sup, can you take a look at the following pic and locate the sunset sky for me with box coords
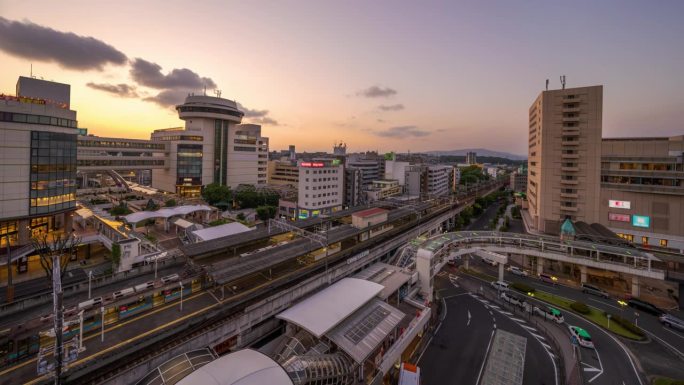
[1,0,682,155]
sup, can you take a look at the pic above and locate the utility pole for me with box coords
[52,252,64,385]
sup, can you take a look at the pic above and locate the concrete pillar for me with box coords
[18,219,30,245]
[580,266,587,284]
[498,263,504,282]
[631,276,640,298]
[536,257,544,276]
[64,212,73,234]
[464,254,470,270]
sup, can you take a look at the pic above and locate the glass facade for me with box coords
[176,144,203,186]
[29,131,77,215]
[213,120,229,184]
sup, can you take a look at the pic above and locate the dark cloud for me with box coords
[130,58,217,90]
[87,82,138,97]
[378,104,405,111]
[237,103,268,118]
[143,89,189,108]
[0,17,127,70]
[357,86,397,98]
[237,103,279,125]
[374,125,430,138]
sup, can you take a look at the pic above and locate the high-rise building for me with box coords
[1,77,77,251]
[527,85,603,233]
[267,159,299,187]
[344,168,363,207]
[151,95,268,197]
[466,151,477,165]
[297,159,343,219]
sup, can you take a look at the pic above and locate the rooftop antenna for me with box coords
[560,75,566,90]
[203,84,207,96]
[545,79,549,91]
[30,63,33,78]
[214,89,222,98]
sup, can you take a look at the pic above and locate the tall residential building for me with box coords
[344,168,364,207]
[151,95,268,197]
[527,85,603,233]
[466,151,477,165]
[297,159,343,219]
[1,77,77,251]
[345,155,384,188]
[510,171,528,193]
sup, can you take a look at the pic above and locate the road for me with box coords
[475,258,684,359]
[419,273,557,385]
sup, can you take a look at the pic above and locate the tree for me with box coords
[110,202,131,216]
[145,199,160,211]
[202,183,232,205]
[236,213,246,221]
[31,232,81,285]
[111,243,121,267]
[256,205,277,221]
[165,199,177,207]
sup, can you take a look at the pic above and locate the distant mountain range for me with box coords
[423,148,527,161]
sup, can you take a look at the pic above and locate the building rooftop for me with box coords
[124,205,213,224]
[353,207,388,218]
[276,278,383,338]
[191,222,254,242]
[354,262,412,300]
[175,349,292,385]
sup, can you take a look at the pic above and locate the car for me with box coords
[490,281,509,291]
[509,266,528,277]
[569,326,594,348]
[533,305,565,323]
[628,298,664,316]
[581,283,609,299]
[500,291,526,307]
[539,273,558,285]
[659,314,684,332]
[481,258,497,266]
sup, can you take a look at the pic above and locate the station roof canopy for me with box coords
[192,222,254,242]
[353,207,388,218]
[124,205,212,224]
[175,349,293,385]
[325,299,405,364]
[354,262,412,300]
[277,278,383,338]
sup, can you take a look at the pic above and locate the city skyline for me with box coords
[1,0,683,155]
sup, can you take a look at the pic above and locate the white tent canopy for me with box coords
[124,205,212,225]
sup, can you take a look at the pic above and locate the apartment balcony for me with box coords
[562,140,580,146]
[562,116,580,123]
[563,96,582,103]
[562,130,580,137]
[560,192,578,199]
[560,205,578,212]
[561,166,579,172]
[561,153,579,159]
[560,179,579,185]
[562,107,580,113]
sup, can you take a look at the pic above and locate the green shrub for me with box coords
[511,282,535,294]
[607,312,645,337]
[570,301,591,314]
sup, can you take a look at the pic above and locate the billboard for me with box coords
[298,209,309,219]
[608,213,630,222]
[609,200,631,209]
[632,215,650,228]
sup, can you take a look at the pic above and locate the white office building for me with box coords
[297,159,343,219]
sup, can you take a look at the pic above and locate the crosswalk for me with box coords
[471,294,556,358]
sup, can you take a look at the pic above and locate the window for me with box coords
[660,239,668,248]
[641,236,649,245]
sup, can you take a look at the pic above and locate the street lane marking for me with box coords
[467,310,471,327]
[645,329,684,359]
[511,317,526,323]
[587,297,622,311]
[501,311,513,316]
[531,333,546,340]
[475,329,496,385]
[586,348,604,383]
[661,326,684,341]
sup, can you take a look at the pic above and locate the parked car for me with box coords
[628,298,664,316]
[533,305,565,323]
[501,291,526,307]
[581,284,609,299]
[569,326,594,348]
[490,281,509,291]
[509,266,528,277]
[539,273,558,285]
[659,314,684,332]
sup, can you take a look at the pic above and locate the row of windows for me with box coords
[305,192,339,198]
[234,139,257,145]
[0,111,77,128]
[78,139,166,149]
[77,159,164,166]
[304,184,339,191]
[234,146,256,152]
[304,169,339,174]
[177,105,243,118]
[156,135,203,142]
[606,162,683,171]
[303,199,339,207]
[601,176,683,187]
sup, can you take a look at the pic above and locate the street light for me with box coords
[100,306,105,342]
[78,310,85,352]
